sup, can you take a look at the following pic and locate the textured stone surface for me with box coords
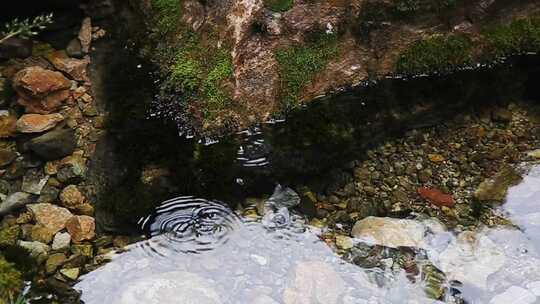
[27,203,73,235]
[66,215,95,243]
[0,192,32,216]
[16,113,64,133]
[60,185,85,208]
[351,216,427,248]
[52,232,71,250]
[28,128,77,160]
[21,168,49,195]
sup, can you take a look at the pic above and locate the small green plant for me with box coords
[0,255,23,303]
[151,0,183,35]
[265,0,294,12]
[483,17,540,57]
[275,32,338,108]
[0,13,53,45]
[396,34,474,74]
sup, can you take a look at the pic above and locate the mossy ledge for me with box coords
[396,16,540,75]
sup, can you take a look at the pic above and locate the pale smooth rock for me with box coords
[489,286,536,304]
[351,216,426,248]
[52,232,71,250]
[27,203,73,235]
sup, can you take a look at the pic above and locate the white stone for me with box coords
[526,281,540,296]
[489,286,536,304]
[438,231,506,290]
[52,232,71,250]
[283,261,346,304]
[18,240,49,258]
[351,217,426,248]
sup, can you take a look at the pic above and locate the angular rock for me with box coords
[66,39,83,58]
[79,17,92,54]
[45,253,66,274]
[351,216,427,248]
[60,267,80,280]
[57,154,87,183]
[21,168,49,195]
[52,232,71,250]
[17,240,49,261]
[0,113,17,138]
[71,244,93,258]
[417,187,455,207]
[59,185,85,208]
[335,235,353,250]
[474,166,522,203]
[0,148,17,167]
[48,51,90,82]
[66,215,95,243]
[28,128,77,160]
[72,203,94,216]
[0,192,33,216]
[27,203,73,235]
[16,113,64,133]
[37,185,60,203]
[30,224,55,244]
[13,66,71,114]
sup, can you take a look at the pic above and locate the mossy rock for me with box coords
[0,225,20,248]
[265,0,294,12]
[0,254,23,301]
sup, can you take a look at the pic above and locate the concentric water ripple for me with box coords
[137,196,242,255]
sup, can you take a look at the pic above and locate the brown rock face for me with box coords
[13,66,71,114]
[16,113,65,133]
[65,215,95,243]
[27,203,74,235]
[48,51,90,82]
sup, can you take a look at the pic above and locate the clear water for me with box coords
[75,165,540,303]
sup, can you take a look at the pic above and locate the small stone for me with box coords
[56,154,87,183]
[335,235,353,250]
[59,185,85,208]
[16,113,64,133]
[72,203,94,216]
[82,104,98,117]
[428,154,445,163]
[491,108,512,123]
[52,232,71,250]
[474,166,522,203]
[28,128,77,161]
[60,267,80,280]
[527,149,540,159]
[46,253,66,274]
[71,244,93,258]
[30,224,55,244]
[48,51,89,82]
[79,18,92,54]
[27,203,73,235]
[0,192,32,216]
[0,148,17,167]
[66,215,95,243]
[21,168,49,195]
[351,217,428,248]
[417,187,455,207]
[17,240,49,261]
[37,185,60,203]
[0,113,17,138]
[66,39,83,58]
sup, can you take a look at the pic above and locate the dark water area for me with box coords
[87,3,540,233]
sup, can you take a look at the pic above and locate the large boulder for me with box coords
[16,113,64,133]
[28,128,77,160]
[12,66,71,114]
[27,203,73,235]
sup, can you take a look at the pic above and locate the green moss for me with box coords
[483,17,540,57]
[151,0,183,35]
[202,48,233,110]
[275,32,338,108]
[0,255,23,301]
[396,34,474,74]
[264,0,294,12]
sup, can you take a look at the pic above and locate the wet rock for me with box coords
[0,225,20,247]
[65,215,95,243]
[30,224,55,243]
[72,203,94,216]
[79,17,92,54]
[266,185,300,209]
[491,108,512,123]
[60,267,80,280]
[0,37,32,59]
[21,168,49,195]
[71,244,93,258]
[417,187,455,207]
[527,149,540,159]
[0,192,33,216]
[13,66,71,114]
[298,191,317,218]
[0,113,17,138]
[474,166,522,203]
[66,38,83,58]
[52,232,71,250]
[16,113,64,133]
[283,261,346,304]
[489,286,536,304]
[45,253,66,274]
[335,235,353,250]
[28,128,77,160]
[17,240,49,262]
[0,179,10,195]
[57,154,87,183]
[351,217,427,248]
[37,185,60,203]
[0,148,17,167]
[48,51,90,82]
[3,160,25,180]
[59,185,85,208]
[27,203,73,235]
[438,231,505,289]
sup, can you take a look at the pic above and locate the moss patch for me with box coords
[483,17,540,57]
[0,254,23,301]
[151,0,183,35]
[264,0,294,12]
[396,34,474,74]
[275,32,338,108]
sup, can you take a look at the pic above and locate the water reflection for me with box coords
[76,165,540,304]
